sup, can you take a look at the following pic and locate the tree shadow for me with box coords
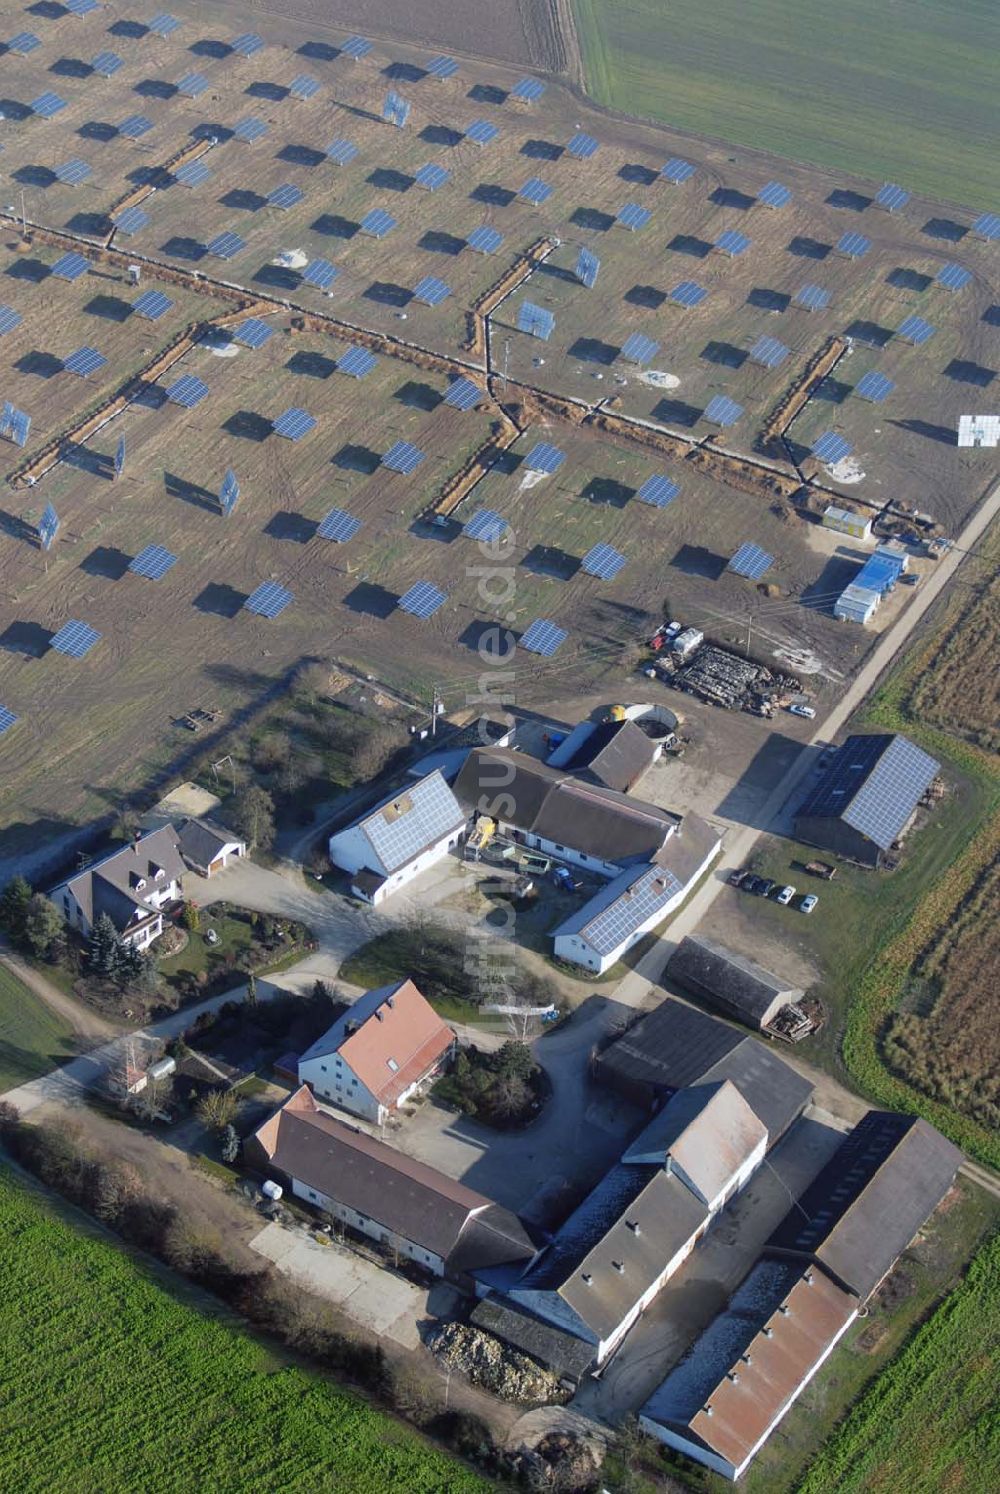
[80,545,130,580]
[344,582,397,618]
[264,511,316,544]
[285,350,337,378]
[193,583,244,618]
[671,543,727,579]
[222,411,272,441]
[333,444,381,475]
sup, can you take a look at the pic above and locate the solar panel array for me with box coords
[65,0,99,14]
[114,436,125,479]
[795,283,831,312]
[7,32,41,55]
[233,317,274,349]
[177,71,209,98]
[382,440,426,474]
[636,474,680,509]
[341,35,372,60]
[517,301,555,340]
[317,507,362,542]
[519,176,553,206]
[129,544,177,580]
[620,331,660,365]
[444,376,482,411]
[267,183,304,210]
[579,864,683,957]
[669,280,708,308]
[232,116,268,143]
[0,402,30,447]
[875,183,909,212]
[749,334,790,369]
[715,229,750,257]
[704,394,744,427]
[412,275,450,307]
[91,51,123,78]
[207,231,246,260]
[231,32,265,58]
[802,735,938,849]
[133,289,173,320]
[383,89,411,128]
[37,503,59,551]
[426,55,458,79]
[836,231,871,258]
[244,582,293,618]
[150,14,181,37]
[581,543,627,580]
[0,305,22,337]
[576,247,600,288]
[511,77,545,102]
[661,157,695,184]
[467,225,503,254]
[31,92,68,118]
[729,542,773,579]
[338,345,378,379]
[51,252,90,282]
[63,345,107,377]
[616,202,651,231]
[936,263,972,291]
[463,508,508,543]
[567,131,599,159]
[167,374,210,408]
[302,258,338,289]
[50,620,101,658]
[524,442,565,474]
[363,771,462,872]
[896,314,935,345]
[414,162,449,191]
[855,370,895,403]
[812,431,853,464]
[219,469,240,516]
[465,119,499,145]
[0,706,18,735]
[119,114,153,139]
[326,138,358,165]
[174,159,210,187]
[273,407,316,440]
[758,181,791,208]
[113,206,149,235]
[289,74,321,101]
[55,158,92,185]
[520,619,567,656]
[973,213,1000,241]
[359,208,397,238]
[398,581,447,617]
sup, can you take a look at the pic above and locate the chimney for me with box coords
[626,1219,641,1236]
[741,1354,752,1366]
[374,1009,384,1022]
[581,1272,593,1285]
[703,1405,713,1418]
[763,1327,774,1338]
[805,1271,814,1285]
[612,1260,624,1274]
[779,1305,790,1316]
[726,1371,739,1384]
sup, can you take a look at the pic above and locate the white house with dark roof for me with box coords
[328,769,466,904]
[49,826,186,950]
[175,818,246,877]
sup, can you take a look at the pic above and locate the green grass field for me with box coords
[0,1170,486,1494]
[0,965,75,1092]
[573,0,1000,206]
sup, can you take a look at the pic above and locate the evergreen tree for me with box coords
[0,875,32,939]
[89,913,122,978]
[22,895,66,960]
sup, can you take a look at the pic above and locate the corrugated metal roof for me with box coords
[666,935,802,1027]
[624,1081,768,1202]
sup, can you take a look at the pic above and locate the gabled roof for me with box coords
[642,1258,857,1472]
[299,979,453,1106]
[666,935,802,1026]
[767,1111,961,1298]
[553,863,683,956]
[250,1087,534,1271]
[796,733,939,850]
[58,827,186,932]
[346,769,466,874]
[175,817,242,867]
[560,718,658,792]
[624,1081,768,1202]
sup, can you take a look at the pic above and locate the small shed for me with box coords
[666,936,802,1031]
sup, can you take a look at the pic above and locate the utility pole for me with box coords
[502,338,510,398]
[745,613,753,659]
[430,685,441,736]
[20,189,27,239]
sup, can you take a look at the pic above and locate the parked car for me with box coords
[728,869,748,887]
[743,875,763,894]
[775,885,797,905]
[800,894,819,914]
[788,703,816,719]
[756,879,776,898]
[204,928,219,945]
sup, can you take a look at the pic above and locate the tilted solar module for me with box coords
[619,331,660,365]
[206,231,246,259]
[113,206,149,235]
[854,370,895,403]
[340,35,372,60]
[636,474,680,508]
[511,77,545,102]
[149,14,181,36]
[519,177,553,206]
[581,543,627,580]
[0,706,18,735]
[383,89,411,128]
[463,509,508,543]
[715,229,750,257]
[576,247,600,288]
[267,183,305,210]
[936,263,972,291]
[875,183,909,212]
[426,55,458,79]
[338,346,378,378]
[896,314,935,345]
[62,345,107,377]
[118,114,153,138]
[7,32,41,55]
[519,619,567,656]
[317,508,362,542]
[836,231,871,258]
[91,51,123,77]
[231,33,264,58]
[359,208,397,238]
[244,582,293,618]
[444,376,482,411]
[325,138,358,165]
[972,213,1000,241]
[0,305,24,336]
[55,158,92,185]
[37,504,59,551]
[31,92,68,118]
[757,181,791,208]
[167,374,210,408]
[272,407,316,440]
[218,469,240,516]
[290,74,321,100]
[50,620,101,658]
[114,437,125,479]
[467,225,503,254]
[465,119,499,145]
[177,71,209,98]
[794,283,831,311]
[729,542,773,579]
[517,302,555,340]
[414,162,449,191]
[567,131,599,159]
[799,735,938,849]
[174,160,210,187]
[661,157,695,184]
[749,334,790,369]
[64,0,99,14]
[133,289,173,320]
[616,202,651,231]
[703,394,744,427]
[668,280,708,308]
[232,117,269,143]
[398,581,447,618]
[412,275,450,307]
[233,317,274,349]
[51,252,90,281]
[0,403,30,447]
[382,440,426,474]
[128,544,177,579]
[811,431,853,464]
[302,258,338,289]
[523,442,565,474]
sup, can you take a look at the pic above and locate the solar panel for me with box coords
[54,158,92,186]
[302,258,338,290]
[149,14,181,36]
[233,317,274,349]
[206,231,246,260]
[244,582,293,618]
[113,206,149,235]
[167,374,209,408]
[855,370,895,403]
[616,202,651,231]
[749,334,790,369]
[118,114,153,139]
[444,376,482,412]
[114,436,125,479]
[936,262,972,291]
[412,275,450,307]
[133,289,173,320]
[523,442,565,474]
[398,581,447,618]
[636,473,680,508]
[31,92,68,119]
[729,542,773,579]
[463,508,508,542]
[511,77,545,102]
[716,229,750,257]
[577,862,684,957]
[382,440,426,474]
[219,469,239,516]
[0,403,30,447]
[359,208,396,238]
[177,71,209,99]
[703,393,745,428]
[875,183,909,212]
[231,32,264,58]
[0,706,18,735]
[174,159,210,187]
[567,131,599,159]
[519,176,553,206]
[811,431,853,464]
[758,180,791,208]
[414,162,449,191]
[661,157,695,184]
[50,620,101,658]
[341,35,372,60]
[338,345,377,379]
[63,345,107,377]
[426,55,458,79]
[64,0,98,14]
[619,331,660,365]
[267,183,304,210]
[520,619,566,656]
[129,543,177,579]
[467,225,503,254]
[273,407,316,440]
[319,140,356,174]
[836,231,871,258]
[232,117,268,144]
[7,32,41,55]
[317,507,362,542]
[668,280,708,308]
[972,213,1000,242]
[465,119,499,145]
[581,542,626,580]
[51,252,90,282]
[517,301,555,340]
[794,283,831,312]
[896,314,935,345]
[957,415,1000,448]
[383,89,411,128]
[576,247,600,288]
[91,50,123,78]
[290,74,321,101]
[37,503,59,551]
[0,305,24,337]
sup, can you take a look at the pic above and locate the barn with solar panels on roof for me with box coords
[794,733,939,868]
[327,769,466,904]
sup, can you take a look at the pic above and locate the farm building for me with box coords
[504,1080,768,1363]
[551,815,721,974]
[640,1257,859,1480]
[794,733,939,868]
[766,1110,961,1300]
[546,717,661,792]
[833,583,881,625]
[822,505,873,541]
[595,995,812,1143]
[470,1296,598,1386]
[665,935,803,1031]
[48,826,185,950]
[175,818,246,877]
[297,978,454,1125]
[834,544,909,624]
[328,769,466,904]
[246,1086,534,1288]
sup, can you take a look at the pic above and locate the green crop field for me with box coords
[0,1171,486,1494]
[0,965,74,1093]
[573,0,1000,206]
